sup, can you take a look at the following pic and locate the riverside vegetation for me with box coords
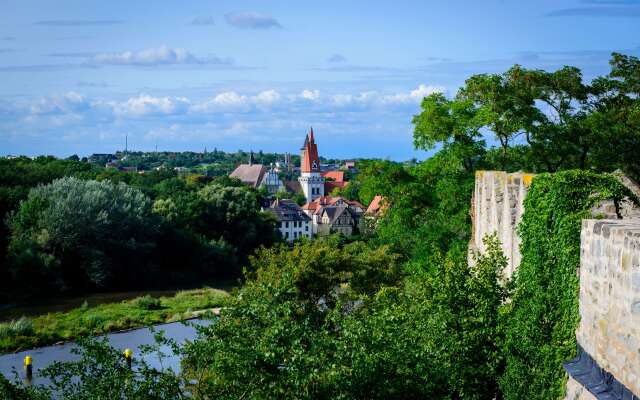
[2,53,640,399]
[0,288,228,354]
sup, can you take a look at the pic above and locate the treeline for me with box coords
[3,53,640,400]
[95,149,301,175]
[0,157,279,298]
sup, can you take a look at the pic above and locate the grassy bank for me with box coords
[0,288,229,354]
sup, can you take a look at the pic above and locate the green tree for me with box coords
[412,92,484,172]
[588,53,640,180]
[181,238,403,399]
[8,177,158,292]
[1,336,185,399]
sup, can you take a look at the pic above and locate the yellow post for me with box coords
[23,355,33,383]
[123,348,133,369]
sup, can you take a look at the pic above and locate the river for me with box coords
[0,319,207,386]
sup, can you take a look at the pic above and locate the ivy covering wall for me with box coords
[499,170,637,400]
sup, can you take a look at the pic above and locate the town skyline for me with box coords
[2,0,640,160]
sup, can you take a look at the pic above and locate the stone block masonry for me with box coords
[565,219,640,398]
[469,171,534,279]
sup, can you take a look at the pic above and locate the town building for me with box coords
[321,170,348,194]
[264,199,312,242]
[229,151,284,192]
[343,160,356,170]
[261,164,285,194]
[302,196,365,236]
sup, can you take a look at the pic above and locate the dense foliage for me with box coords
[5,237,508,399]
[95,149,302,175]
[0,157,101,295]
[412,53,640,179]
[2,52,639,399]
[0,158,279,297]
[500,171,637,399]
[8,177,158,291]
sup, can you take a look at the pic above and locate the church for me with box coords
[298,128,325,202]
[297,128,364,237]
[261,127,365,240]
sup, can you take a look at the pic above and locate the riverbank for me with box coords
[0,288,229,354]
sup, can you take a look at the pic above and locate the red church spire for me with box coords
[301,127,320,173]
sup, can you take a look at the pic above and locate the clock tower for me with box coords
[298,127,324,202]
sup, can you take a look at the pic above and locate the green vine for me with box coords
[500,170,637,400]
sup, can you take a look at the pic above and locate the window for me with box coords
[285,221,289,228]
[285,232,289,239]
[306,225,309,231]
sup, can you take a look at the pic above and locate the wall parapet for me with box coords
[469,170,534,278]
[567,219,640,398]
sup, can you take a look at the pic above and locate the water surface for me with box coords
[0,319,206,386]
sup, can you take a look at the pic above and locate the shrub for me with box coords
[0,317,34,338]
[84,314,104,329]
[134,295,162,310]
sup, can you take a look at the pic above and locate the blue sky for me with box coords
[1,0,639,160]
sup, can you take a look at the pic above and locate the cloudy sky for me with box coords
[1,0,639,160]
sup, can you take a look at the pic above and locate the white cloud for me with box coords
[299,89,320,101]
[93,46,204,66]
[10,84,448,147]
[192,90,282,112]
[213,91,247,107]
[94,47,195,65]
[252,89,281,106]
[29,92,90,115]
[114,94,190,116]
[331,91,377,107]
[381,84,444,104]
[191,91,249,113]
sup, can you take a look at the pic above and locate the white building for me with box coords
[264,199,312,242]
[259,164,284,194]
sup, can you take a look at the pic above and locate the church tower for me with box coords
[298,127,324,202]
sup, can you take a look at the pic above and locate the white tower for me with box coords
[298,127,324,203]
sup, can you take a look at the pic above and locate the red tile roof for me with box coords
[321,170,345,182]
[366,195,386,215]
[324,181,347,194]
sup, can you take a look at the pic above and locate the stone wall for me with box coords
[566,219,640,397]
[468,171,640,398]
[564,376,597,400]
[469,171,534,279]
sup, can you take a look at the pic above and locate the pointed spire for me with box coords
[309,127,314,142]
